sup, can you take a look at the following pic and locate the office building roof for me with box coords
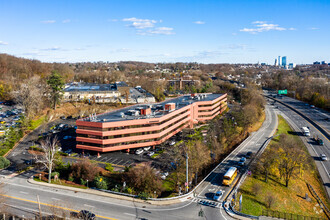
[81,93,224,123]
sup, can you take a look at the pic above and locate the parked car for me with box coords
[135,149,144,155]
[78,210,96,220]
[147,151,155,157]
[321,154,327,161]
[143,146,151,151]
[63,136,74,140]
[213,190,223,201]
[238,157,246,166]
[161,172,169,180]
[169,141,176,146]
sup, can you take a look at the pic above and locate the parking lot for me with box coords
[0,101,24,133]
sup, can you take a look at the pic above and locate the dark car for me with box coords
[246,151,253,159]
[78,210,96,220]
[317,138,324,146]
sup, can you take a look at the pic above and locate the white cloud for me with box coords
[123,17,157,29]
[309,27,319,30]
[108,19,118,22]
[111,48,131,53]
[240,21,292,34]
[194,21,205,25]
[41,20,56,24]
[288,27,297,31]
[62,19,71,23]
[147,27,175,35]
[41,46,61,51]
[0,41,8,45]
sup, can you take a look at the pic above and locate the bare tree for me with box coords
[33,137,60,183]
[12,76,45,119]
[265,192,276,209]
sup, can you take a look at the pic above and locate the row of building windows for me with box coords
[77,121,189,148]
[77,112,190,140]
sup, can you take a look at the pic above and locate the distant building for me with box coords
[313,61,321,65]
[63,82,155,104]
[278,56,282,66]
[282,56,287,67]
[321,61,327,65]
[274,58,278,66]
[288,63,296,69]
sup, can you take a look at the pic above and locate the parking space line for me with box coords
[110,158,118,164]
[115,159,123,165]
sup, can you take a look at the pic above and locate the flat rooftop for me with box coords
[81,93,224,123]
[64,83,118,92]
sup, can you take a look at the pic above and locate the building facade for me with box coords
[76,93,227,153]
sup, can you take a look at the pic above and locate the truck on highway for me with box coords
[302,127,310,136]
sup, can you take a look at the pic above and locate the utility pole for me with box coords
[37,195,42,219]
[186,152,189,193]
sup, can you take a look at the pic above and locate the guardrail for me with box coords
[266,95,330,140]
[307,183,330,219]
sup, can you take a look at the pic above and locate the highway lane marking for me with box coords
[84,204,95,208]
[52,198,61,201]
[0,194,118,220]
[124,213,136,217]
[19,191,28,194]
[280,113,330,177]
[198,107,274,198]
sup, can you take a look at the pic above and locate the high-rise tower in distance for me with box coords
[274,58,278,66]
[282,56,287,67]
[278,56,282,66]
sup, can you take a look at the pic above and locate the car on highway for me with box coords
[321,154,327,161]
[317,138,324,146]
[213,190,223,201]
[135,149,144,155]
[245,151,253,159]
[238,157,246,166]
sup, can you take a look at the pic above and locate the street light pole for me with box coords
[186,152,189,193]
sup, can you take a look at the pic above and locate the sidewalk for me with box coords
[27,177,190,206]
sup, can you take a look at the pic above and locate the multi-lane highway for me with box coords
[268,94,330,198]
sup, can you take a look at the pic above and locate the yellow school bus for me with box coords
[222,167,238,186]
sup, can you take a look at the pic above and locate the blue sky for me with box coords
[0,0,329,64]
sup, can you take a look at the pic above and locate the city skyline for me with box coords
[0,0,329,64]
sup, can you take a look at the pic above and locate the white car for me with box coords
[143,146,151,151]
[321,154,328,161]
[169,141,176,146]
[147,151,155,157]
[135,149,144,155]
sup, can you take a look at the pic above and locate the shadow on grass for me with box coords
[238,188,254,196]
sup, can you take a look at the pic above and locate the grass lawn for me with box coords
[28,115,46,130]
[237,115,329,219]
[34,176,88,189]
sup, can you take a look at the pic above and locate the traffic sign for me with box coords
[278,89,287,94]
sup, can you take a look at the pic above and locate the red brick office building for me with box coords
[76,93,227,153]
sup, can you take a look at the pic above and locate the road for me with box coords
[269,96,330,198]
[0,104,278,220]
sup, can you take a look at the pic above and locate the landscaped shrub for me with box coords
[105,163,114,172]
[0,156,10,169]
[94,176,108,190]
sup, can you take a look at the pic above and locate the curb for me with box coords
[3,133,29,158]
[28,177,186,206]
